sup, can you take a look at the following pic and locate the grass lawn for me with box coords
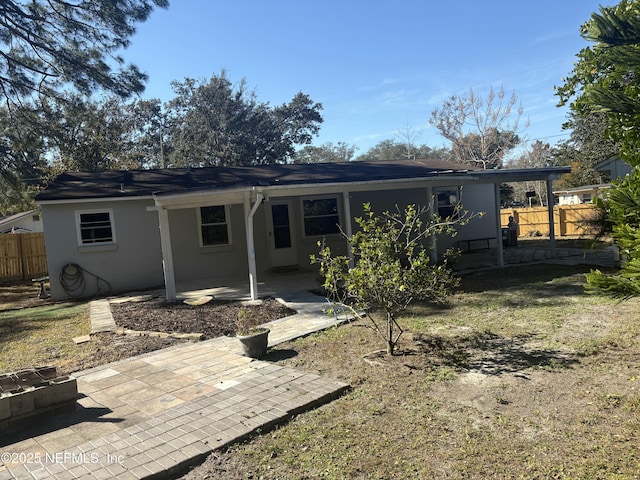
[181,263,640,479]
[0,284,92,374]
[0,282,181,376]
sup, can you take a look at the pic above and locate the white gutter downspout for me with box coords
[158,207,177,300]
[244,191,264,300]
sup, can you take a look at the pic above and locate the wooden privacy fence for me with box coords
[501,204,599,237]
[0,233,48,282]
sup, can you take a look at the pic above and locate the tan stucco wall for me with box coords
[169,203,252,283]
[349,184,497,252]
[41,199,164,300]
[40,182,499,299]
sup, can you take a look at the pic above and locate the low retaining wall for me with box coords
[0,366,77,433]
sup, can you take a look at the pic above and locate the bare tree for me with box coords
[429,85,529,169]
[394,120,424,160]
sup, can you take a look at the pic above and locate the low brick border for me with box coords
[0,366,77,433]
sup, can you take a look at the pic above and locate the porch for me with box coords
[166,238,618,301]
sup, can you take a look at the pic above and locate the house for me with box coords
[0,209,43,234]
[554,157,634,205]
[36,159,571,301]
[554,184,611,205]
[594,156,632,181]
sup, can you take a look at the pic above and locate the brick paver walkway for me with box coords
[0,291,350,480]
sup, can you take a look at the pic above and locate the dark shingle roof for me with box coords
[36,159,476,202]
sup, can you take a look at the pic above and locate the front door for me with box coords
[268,200,298,267]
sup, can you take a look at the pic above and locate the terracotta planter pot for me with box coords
[237,328,270,358]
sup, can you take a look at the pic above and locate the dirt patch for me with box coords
[69,332,185,372]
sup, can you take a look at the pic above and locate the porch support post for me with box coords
[427,186,437,263]
[546,178,557,258]
[244,191,263,301]
[157,207,176,300]
[342,191,354,266]
[494,182,505,267]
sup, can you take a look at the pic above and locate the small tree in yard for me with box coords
[311,202,481,356]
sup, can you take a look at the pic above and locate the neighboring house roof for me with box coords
[594,156,632,180]
[594,156,623,172]
[36,159,572,203]
[0,209,39,233]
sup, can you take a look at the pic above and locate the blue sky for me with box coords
[124,0,617,157]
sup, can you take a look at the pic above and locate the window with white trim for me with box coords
[76,210,115,245]
[436,188,460,219]
[302,197,340,236]
[199,205,231,246]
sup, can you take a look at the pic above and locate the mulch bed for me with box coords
[109,297,296,340]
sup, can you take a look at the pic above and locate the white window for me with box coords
[302,197,340,236]
[76,209,115,245]
[436,188,460,219]
[198,205,231,246]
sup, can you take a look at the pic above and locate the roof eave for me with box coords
[37,195,155,206]
[152,174,482,208]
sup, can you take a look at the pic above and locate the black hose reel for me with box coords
[59,263,112,298]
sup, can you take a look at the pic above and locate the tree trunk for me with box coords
[386,312,395,355]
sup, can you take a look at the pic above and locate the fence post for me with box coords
[19,233,27,280]
[558,206,565,236]
[546,179,556,257]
